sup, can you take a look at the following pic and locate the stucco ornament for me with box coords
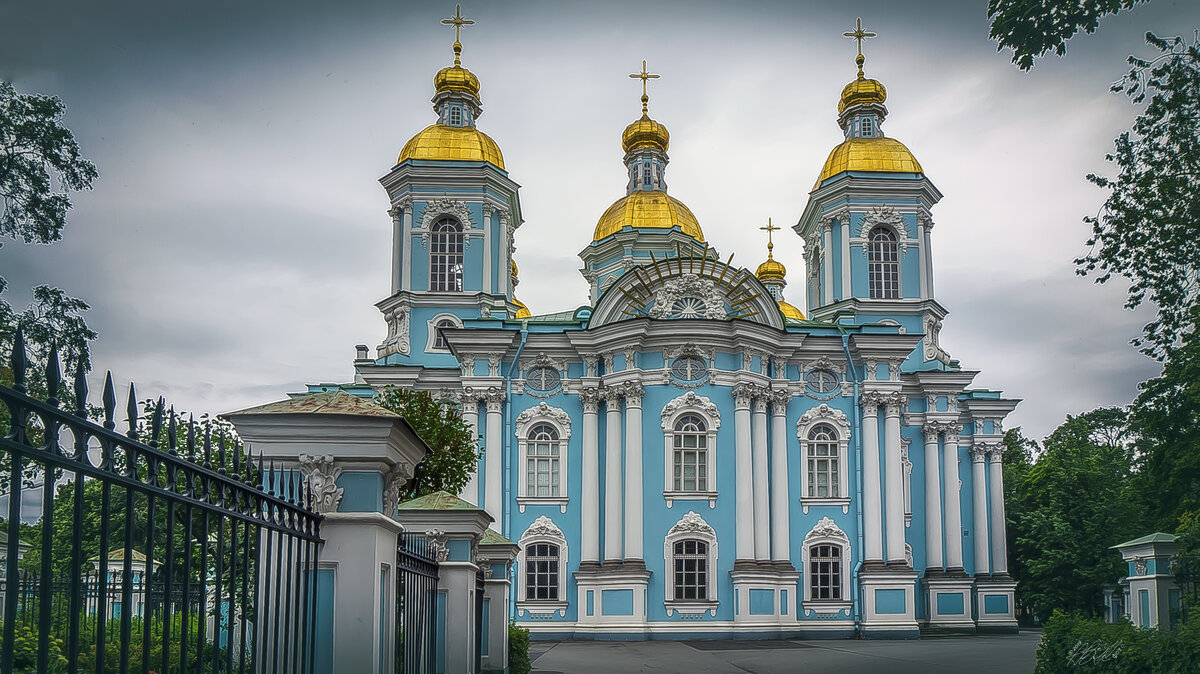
[805,516,849,544]
[378,301,410,357]
[298,454,343,514]
[514,403,572,438]
[521,515,566,542]
[382,462,413,516]
[418,197,474,246]
[797,403,852,436]
[667,510,716,537]
[425,529,449,562]
[650,273,726,319]
[854,206,913,257]
[660,392,720,429]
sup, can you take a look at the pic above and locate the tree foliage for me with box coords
[987,0,1146,70]
[0,81,97,246]
[374,387,479,501]
[1077,33,1200,360]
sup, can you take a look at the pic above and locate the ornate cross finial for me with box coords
[629,60,660,116]
[760,218,780,259]
[843,17,876,78]
[442,4,475,67]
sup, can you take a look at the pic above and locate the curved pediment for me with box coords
[589,254,785,330]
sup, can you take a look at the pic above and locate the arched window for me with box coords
[809,543,842,599]
[673,414,708,492]
[429,217,464,292]
[800,517,852,614]
[525,424,561,498]
[806,423,840,498]
[433,319,456,350]
[525,542,559,600]
[516,516,569,617]
[515,403,571,512]
[867,226,899,299]
[663,511,719,616]
[425,313,463,353]
[448,105,463,126]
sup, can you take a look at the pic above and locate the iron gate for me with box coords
[395,532,438,674]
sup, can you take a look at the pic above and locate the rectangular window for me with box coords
[449,106,463,126]
[525,543,559,601]
[809,544,842,600]
[673,435,707,491]
[673,540,708,601]
[526,440,560,497]
[807,443,840,497]
[861,117,874,137]
[643,161,651,186]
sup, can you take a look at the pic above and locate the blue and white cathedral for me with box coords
[330,15,1021,639]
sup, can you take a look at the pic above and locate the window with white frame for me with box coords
[800,517,852,613]
[525,366,561,393]
[805,369,839,395]
[429,217,464,292]
[516,516,568,616]
[661,392,719,507]
[796,404,851,512]
[670,355,708,381]
[663,511,719,615]
[642,160,652,186]
[425,314,463,353]
[514,403,571,512]
[448,105,463,126]
[867,226,899,299]
[860,116,874,137]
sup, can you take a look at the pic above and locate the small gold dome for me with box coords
[838,76,887,113]
[756,258,787,282]
[593,190,703,242]
[434,65,480,97]
[510,259,518,276]
[622,114,670,154]
[814,137,922,188]
[398,124,505,169]
[778,300,805,321]
[512,298,531,319]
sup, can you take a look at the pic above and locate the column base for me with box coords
[730,566,801,627]
[921,575,976,633]
[573,564,651,637]
[974,576,1018,633]
[859,567,920,638]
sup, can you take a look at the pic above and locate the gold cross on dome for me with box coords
[442,5,475,65]
[760,218,780,257]
[843,17,876,77]
[629,60,660,115]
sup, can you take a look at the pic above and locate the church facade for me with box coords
[331,14,1021,640]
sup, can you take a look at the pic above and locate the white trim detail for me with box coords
[800,517,853,616]
[514,403,572,513]
[661,393,721,508]
[663,511,719,616]
[796,404,852,514]
[424,313,463,354]
[516,516,569,617]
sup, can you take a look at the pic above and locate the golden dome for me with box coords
[510,259,518,276]
[398,124,505,169]
[435,65,480,97]
[814,137,922,188]
[593,190,703,242]
[778,300,805,321]
[839,75,887,113]
[512,298,531,319]
[756,258,787,282]
[622,114,670,154]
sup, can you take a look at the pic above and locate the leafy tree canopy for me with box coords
[374,387,479,502]
[987,0,1147,70]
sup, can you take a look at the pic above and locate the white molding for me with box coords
[663,511,719,617]
[516,516,569,617]
[800,517,852,610]
[514,403,571,508]
[661,392,721,501]
[424,313,463,354]
[797,405,852,511]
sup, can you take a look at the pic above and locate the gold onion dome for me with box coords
[756,257,787,282]
[622,114,670,153]
[593,190,704,242]
[510,259,518,276]
[778,300,805,320]
[815,137,921,187]
[397,125,505,168]
[512,298,531,319]
[838,75,886,113]
[434,64,480,97]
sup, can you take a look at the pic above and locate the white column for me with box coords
[751,394,770,562]
[484,391,505,532]
[400,201,413,292]
[769,390,791,563]
[923,217,935,297]
[861,392,884,564]
[483,207,493,294]
[884,395,907,565]
[623,383,644,562]
[459,390,481,505]
[943,427,964,572]
[603,389,624,563]
[733,384,755,562]
[971,444,990,575]
[840,217,851,300]
[580,389,601,564]
[916,218,928,299]
[821,221,834,306]
[922,423,943,572]
[988,447,1008,575]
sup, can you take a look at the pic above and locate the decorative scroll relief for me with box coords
[382,462,413,516]
[660,392,720,429]
[521,515,566,543]
[802,355,846,379]
[425,529,449,562]
[649,274,727,320]
[924,314,951,364]
[514,402,572,438]
[517,516,568,617]
[901,437,913,527]
[298,454,343,514]
[668,510,716,537]
[519,352,568,375]
[796,403,852,436]
[417,197,475,246]
[804,516,849,544]
[378,301,411,358]
[853,206,915,257]
[664,511,719,617]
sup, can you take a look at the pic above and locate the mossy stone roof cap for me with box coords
[397,490,482,511]
[480,529,516,545]
[1111,532,1177,548]
[224,390,398,418]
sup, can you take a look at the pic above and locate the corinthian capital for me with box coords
[860,390,884,409]
[483,387,506,412]
[884,392,905,417]
[732,383,755,408]
[622,382,645,407]
[579,387,601,413]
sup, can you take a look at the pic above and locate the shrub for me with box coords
[1035,609,1200,674]
[0,620,69,674]
[508,619,531,674]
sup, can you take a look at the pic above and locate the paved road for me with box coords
[529,632,1041,674]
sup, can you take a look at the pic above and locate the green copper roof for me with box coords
[224,390,398,418]
[397,490,481,511]
[1111,532,1177,548]
[480,529,515,545]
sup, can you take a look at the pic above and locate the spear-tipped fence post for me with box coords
[45,343,61,407]
[10,324,27,393]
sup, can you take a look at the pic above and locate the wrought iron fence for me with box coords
[0,328,323,673]
[394,532,438,674]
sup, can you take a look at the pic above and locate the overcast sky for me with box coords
[3,0,1196,443]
